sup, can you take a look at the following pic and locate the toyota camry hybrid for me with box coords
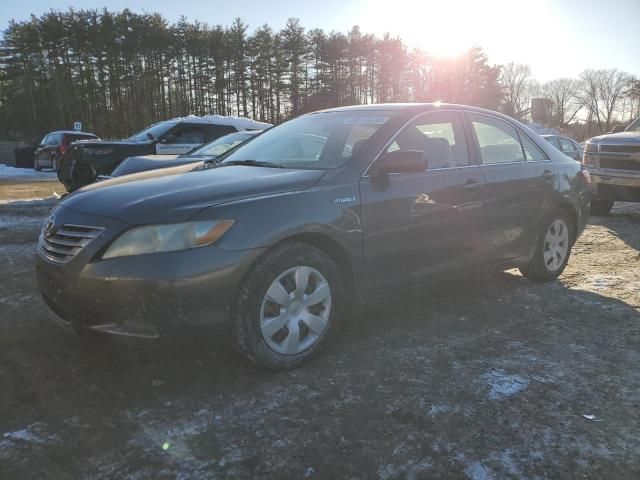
[36,103,591,370]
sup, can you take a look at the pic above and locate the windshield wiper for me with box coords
[220,160,285,168]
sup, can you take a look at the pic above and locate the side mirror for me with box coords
[374,150,427,175]
[161,134,178,144]
[611,125,626,134]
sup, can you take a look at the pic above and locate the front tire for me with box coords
[590,199,614,216]
[232,242,343,370]
[520,209,574,282]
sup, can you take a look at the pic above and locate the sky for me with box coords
[1,0,639,82]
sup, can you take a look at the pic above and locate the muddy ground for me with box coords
[1,179,639,479]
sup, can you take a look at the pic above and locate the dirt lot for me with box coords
[1,179,639,479]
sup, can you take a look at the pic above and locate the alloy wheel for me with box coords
[260,266,332,355]
[543,219,569,272]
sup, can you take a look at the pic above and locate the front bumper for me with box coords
[36,206,265,338]
[584,166,640,201]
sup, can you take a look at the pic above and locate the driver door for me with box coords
[155,125,207,155]
[359,111,487,296]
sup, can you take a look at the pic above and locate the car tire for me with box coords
[232,242,344,370]
[590,199,614,216]
[51,156,58,172]
[519,209,574,282]
[34,160,42,171]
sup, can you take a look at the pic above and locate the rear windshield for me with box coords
[66,133,97,142]
[220,111,396,170]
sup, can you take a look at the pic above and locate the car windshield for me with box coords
[191,132,255,156]
[128,121,176,142]
[628,118,640,132]
[220,111,395,169]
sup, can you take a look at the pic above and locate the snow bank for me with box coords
[0,164,57,180]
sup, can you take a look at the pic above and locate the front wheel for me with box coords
[232,242,343,370]
[590,199,614,216]
[520,209,574,282]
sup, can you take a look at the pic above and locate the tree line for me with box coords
[0,8,638,143]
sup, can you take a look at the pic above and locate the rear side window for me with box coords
[469,114,525,164]
[385,111,469,170]
[66,134,97,143]
[204,124,238,142]
[45,134,62,146]
[519,133,547,161]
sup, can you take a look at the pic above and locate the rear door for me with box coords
[466,112,556,261]
[360,110,487,296]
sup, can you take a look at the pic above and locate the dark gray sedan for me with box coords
[36,103,591,369]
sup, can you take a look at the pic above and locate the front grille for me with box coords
[599,144,640,154]
[38,224,104,263]
[600,158,640,171]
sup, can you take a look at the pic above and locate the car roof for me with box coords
[47,130,98,136]
[169,115,272,130]
[316,102,527,121]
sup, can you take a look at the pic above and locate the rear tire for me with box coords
[232,242,343,370]
[34,160,42,171]
[590,199,614,216]
[520,209,574,282]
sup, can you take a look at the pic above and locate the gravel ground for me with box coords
[1,179,639,479]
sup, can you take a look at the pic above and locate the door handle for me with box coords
[463,180,482,194]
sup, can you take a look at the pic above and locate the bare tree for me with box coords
[540,78,582,130]
[578,69,631,134]
[498,62,535,121]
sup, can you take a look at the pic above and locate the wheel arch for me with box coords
[279,232,356,296]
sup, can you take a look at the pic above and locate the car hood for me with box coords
[590,132,640,143]
[61,163,326,224]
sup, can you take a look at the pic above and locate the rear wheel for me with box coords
[34,159,42,171]
[590,199,614,216]
[232,242,343,370]
[520,209,573,282]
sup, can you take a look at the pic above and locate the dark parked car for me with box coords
[541,134,583,162]
[34,131,98,171]
[57,115,271,191]
[36,103,590,369]
[582,116,640,215]
[108,130,263,178]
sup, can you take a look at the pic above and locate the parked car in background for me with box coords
[108,130,263,178]
[37,103,590,370]
[34,131,98,171]
[582,116,640,215]
[541,134,583,162]
[57,115,271,191]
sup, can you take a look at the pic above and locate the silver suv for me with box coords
[583,117,640,215]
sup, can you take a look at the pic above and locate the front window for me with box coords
[220,111,396,169]
[628,117,640,132]
[128,121,176,142]
[191,132,254,156]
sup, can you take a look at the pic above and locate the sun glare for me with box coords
[362,0,556,60]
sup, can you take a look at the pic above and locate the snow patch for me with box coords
[482,369,529,400]
[2,423,60,446]
[464,461,495,480]
[0,196,58,205]
[0,164,57,180]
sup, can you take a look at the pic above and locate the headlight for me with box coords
[102,219,235,259]
[584,142,599,154]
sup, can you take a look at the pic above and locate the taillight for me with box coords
[581,169,591,184]
[58,144,69,155]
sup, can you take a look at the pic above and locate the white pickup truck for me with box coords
[583,116,640,215]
